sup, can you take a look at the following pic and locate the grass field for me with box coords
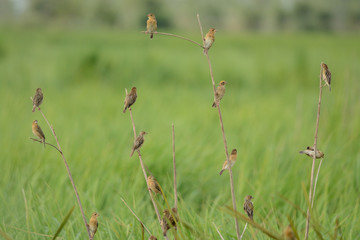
[0,28,359,239]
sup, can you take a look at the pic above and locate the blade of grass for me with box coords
[52,206,75,240]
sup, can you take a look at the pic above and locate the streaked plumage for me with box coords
[147,13,157,39]
[243,195,254,221]
[123,87,137,113]
[89,212,99,238]
[147,175,162,194]
[219,149,237,175]
[130,131,147,157]
[299,146,324,159]
[32,88,43,112]
[321,63,331,91]
[212,80,227,108]
[32,120,45,147]
[161,208,178,236]
[203,28,216,55]
[148,236,158,240]
[284,225,296,240]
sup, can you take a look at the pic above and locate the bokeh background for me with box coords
[1,0,359,239]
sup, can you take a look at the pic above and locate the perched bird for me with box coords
[123,87,137,113]
[89,212,99,238]
[203,28,216,55]
[147,175,162,194]
[147,13,157,39]
[32,88,43,112]
[212,80,227,108]
[219,149,237,175]
[299,146,324,159]
[283,225,296,240]
[32,120,45,147]
[130,131,147,157]
[243,195,254,221]
[161,208,179,236]
[148,236,158,240]
[321,62,332,91]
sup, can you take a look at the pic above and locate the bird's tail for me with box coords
[150,33,153,39]
[203,48,208,55]
[219,169,225,175]
[212,102,217,108]
[123,107,127,113]
[32,105,36,112]
[130,149,135,157]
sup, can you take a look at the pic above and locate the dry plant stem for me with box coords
[172,124,178,209]
[312,158,324,208]
[305,70,323,240]
[142,31,204,48]
[212,222,225,240]
[240,223,248,239]
[30,138,62,153]
[120,197,152,236]
[197,13,241,240]
[38,110,92,240]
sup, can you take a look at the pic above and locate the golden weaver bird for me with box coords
[32,120,45,147]
[147,13,157,39]
[212,80,227,108]
[32,88,43,112]
[321,62,332,91]
[149,236,158,240]
[283,225,296,240]
[130,131,147,157]
[123,87,137,113]
[147,175,162,194]
[299,146,324,159]
[219,149,237,175]
[203,28,216,55]
[161,208,179,236]
[89,212,99,238]
[243,195,254,221]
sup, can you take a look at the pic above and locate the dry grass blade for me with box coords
[0,229,12,240]
[240,223,248,240]
[29,138,62,153]
[141,31,204,48]
[212,222,225,240]
[52,206,75,240]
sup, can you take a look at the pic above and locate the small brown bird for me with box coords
[130,131,147,157]
[243,195,254,221]
[321,62,331,91]
[161,208,179,236]
[212,80,227,108]
[147,175,162,194]
[203,28,216,55]
[32,88,43,112]
[147,13,157,39]
[283,225,296,240]
[89,212,99,238]
[299,146,324,159]
[148,236,158,240]
[219,149,237,175]
[123,87,137,113]
[32,120,45,147]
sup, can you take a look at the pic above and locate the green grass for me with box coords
[0,28,359,239]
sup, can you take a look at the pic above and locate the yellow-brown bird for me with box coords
[219,149,237,175]
[212,80,227,108]
[147,175,162,194]
[89,212,99,238]
[243,195,254,221]
[161,208,179,236]
[299,146,324,159]
[321,62,331,91]
[123,87,137,113]
[203,28,216,55]
[32,120,45,147]
[32,88,43,112]
[147,13,157,39]
[130,131,147,157]
[283,225,296,240]
[148,236,158,240]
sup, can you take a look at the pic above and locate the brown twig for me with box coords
[197,14,241,240]
[172,124,178,210]
[38,109,92,240]
[305,66,323,240]
[141,31,204,48]
[29,138,62,153]
[212,222,225,240]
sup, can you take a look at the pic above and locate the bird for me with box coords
[130,131,148,157]
[212,80,227,108]
[161,208,178,236]
[32,88,43,112]
[321,62,331,91]
[283,225,296,240]
[219,149,237,175]
[243,195,254,221]
[32,120,45,147]
[123,87,137,113]
[147,13,157,39]
[203,28,216,55]
[89,212,99,238]
[299,146,324,159]
[148,236,158,240]
[147,175,162,195]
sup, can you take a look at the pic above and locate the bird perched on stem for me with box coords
[203,28,216,55]
[147,175,162,195]
[243,195,254,221]
[88,212,99,238]
[161,208,179,236]
[212,80,227,108]
[32,120,45,147]
[32,88,43,112]
[130,131,147,157]
[219,149,237,175]
[299,146,324,159]
[283,225,296,240]
[123,87,137,113]
[146,13,157,39]
[321,62,331,91]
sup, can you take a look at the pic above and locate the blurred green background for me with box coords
[0,0,360,239]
